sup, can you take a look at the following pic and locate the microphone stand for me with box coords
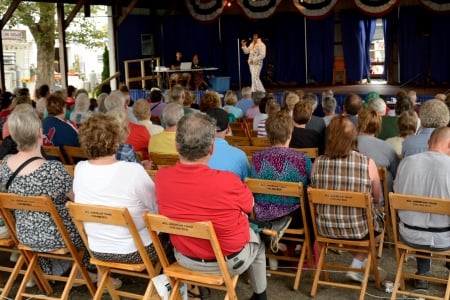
[237,38,241,91]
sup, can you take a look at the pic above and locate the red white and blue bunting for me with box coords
[184,0,450,22]
[185,0,227,22]
[419,0,450,13]
[353,0,399,17]
[235,0,283,19]
[291,0,338,19]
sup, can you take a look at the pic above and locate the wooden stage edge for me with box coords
[243,82,450,97]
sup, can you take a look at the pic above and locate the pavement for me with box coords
[1,245,449,300]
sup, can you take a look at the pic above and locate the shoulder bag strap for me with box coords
[6,156,43,190]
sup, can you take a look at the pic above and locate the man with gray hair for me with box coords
[155,113,268,300]
[149,103,184,155]
[322,96,337,127]
[402,99,450,157]
[303,93,326,135]
[367,97,387,116]
[104,90,127,112]
[168,84,193,115]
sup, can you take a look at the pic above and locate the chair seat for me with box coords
[18,245,69,255]
[164,262,226,286]
[90,258,147,272]
[0,238,15,247]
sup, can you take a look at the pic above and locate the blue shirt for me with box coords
[236,98,254,114]
[402,127,435,158]
[116,144,140,163]
[208,138,249,181]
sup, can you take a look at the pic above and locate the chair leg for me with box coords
[1,253,25,298]
[359,254,371,300]
[377,230,385,258]
[293,243,308,291]
[310,244,326,297]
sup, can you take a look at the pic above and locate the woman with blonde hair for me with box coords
[223,90,243,119]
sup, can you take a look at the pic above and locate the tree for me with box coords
[0,1,107,89]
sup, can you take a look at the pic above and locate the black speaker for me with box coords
[141,34,154,56]
[416,12,432,37]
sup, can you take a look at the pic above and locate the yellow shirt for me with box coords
[148,131,177,155]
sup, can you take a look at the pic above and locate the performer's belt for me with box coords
[404,223,450,233]
[185,248,244,263]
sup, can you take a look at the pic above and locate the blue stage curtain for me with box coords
[430,14,450,83]
[383,9,398,81]
[398,6,430,84]
[271,13,306,84]
[160,15,221,72]
[306,13,334,84]
[340,10,376,83]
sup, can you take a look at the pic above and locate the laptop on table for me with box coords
[179,62,192,70]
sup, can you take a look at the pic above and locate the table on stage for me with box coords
[153,67,218,89]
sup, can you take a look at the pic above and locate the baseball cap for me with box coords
[206,108,229,132]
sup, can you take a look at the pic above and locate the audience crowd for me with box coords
[0,81,449,299]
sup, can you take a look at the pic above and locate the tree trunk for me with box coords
[35,39,55,88]
[28,3,56,89]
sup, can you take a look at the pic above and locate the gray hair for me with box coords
[104,90,126,112]
[9,107,41,151]
[322,96,337,113]
[176,113,216,161]
[73,93,90,112]
[106,108,129,143]
[303,93,318,110]
[97,93,108,113]
[419,99,450,128]
[162,103,184,127]
[367,98,386,116]
[252,91,265,105]
[169,85,185,103]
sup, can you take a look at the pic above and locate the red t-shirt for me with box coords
[155,163,253,259]
[126,122,150,160]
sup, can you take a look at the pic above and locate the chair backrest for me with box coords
[291,147,319,160]
[229,122,248,137]
[307,187,375,243]
[64,165,75,177]
[144,213,236,295]
[63,146,89,165]
[43,146,67,164]
[146,169,157,180]
[224,135,251,147]
[389,192,450,223]
[66,202,159,277]
[0,193,81,264]
[250,137,271,147]
[377,167,388,204]
[149,152,179,170]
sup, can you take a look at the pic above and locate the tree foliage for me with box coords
[0,1,108,88]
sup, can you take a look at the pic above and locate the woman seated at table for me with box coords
[250,111,312,253]
[310,115,385,282]
[0,108,90,277]
[74,113,170,266]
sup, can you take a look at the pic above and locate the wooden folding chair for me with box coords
[307,187,382,300]
[0,225,24,298]
[376,167,389,258]
[64,164,75,177]
[236,145,266,165]
[245,178,314,290]
[144,213,239,300]
[43,146,68,164]
[229,122,248,137]
[250,137,271,147]
[0,193,96,300]
[224,135,251,147]
[67,202,162,300]
[63,146,89,165]
[291,147,319,161]
[146,169,157,180]
[389,192,450,300]
[149,152,179,170]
